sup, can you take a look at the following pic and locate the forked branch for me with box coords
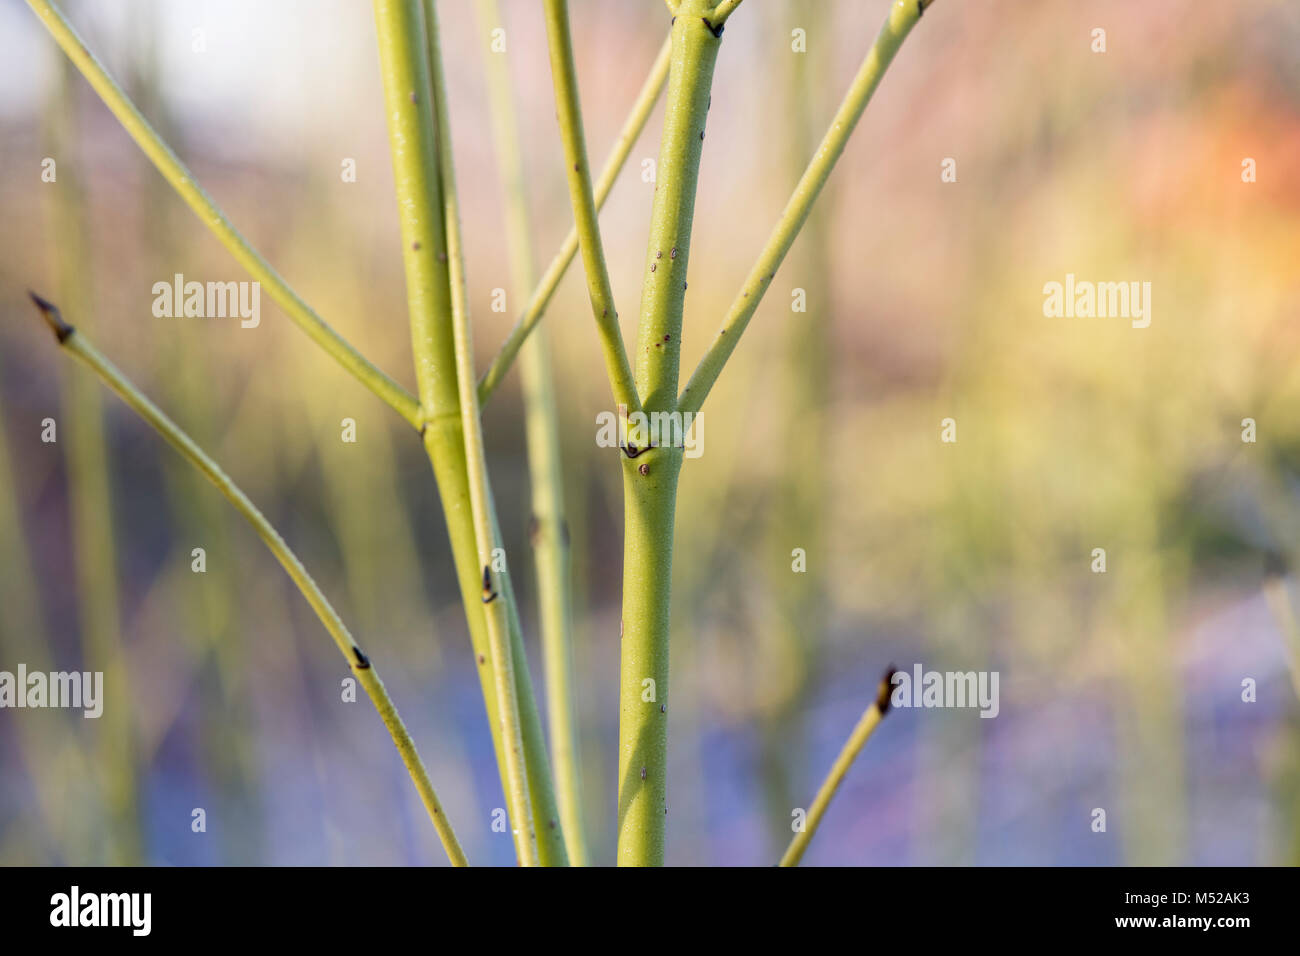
[679,0,935,416]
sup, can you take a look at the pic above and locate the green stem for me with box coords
[678,0,933,416]
[25,0,422,429]
[616,1,722,866]
[477,0,590,866]
[30,294,469,868]
[778,671,895,867]
[477,34,670,406]
[423,0,537,867]
[372,0,566,865]
[708,0,743,26]
[541,0,641,415]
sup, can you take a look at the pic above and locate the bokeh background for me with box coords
[1,0,1299,866]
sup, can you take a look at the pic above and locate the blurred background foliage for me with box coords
[1,0,1298,865]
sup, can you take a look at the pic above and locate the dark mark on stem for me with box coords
[876,665,899,714]
[481,565,498,604]
[29,292,75,343]
[352,646,372,669]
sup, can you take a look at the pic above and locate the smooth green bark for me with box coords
[616,1,722,866]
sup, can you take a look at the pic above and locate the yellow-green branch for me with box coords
[616,0,722,867]
[29,292,468,868]
[679,0,934,416]
[541,0,642,415]
[421,0,538,867]
[371,0,567,867]
[779,669,896,867]
[477,36,671,407]
[25,0,422,429]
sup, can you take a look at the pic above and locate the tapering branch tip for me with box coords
[28,290,75,343]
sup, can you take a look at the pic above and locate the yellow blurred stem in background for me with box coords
[477,0,591,866]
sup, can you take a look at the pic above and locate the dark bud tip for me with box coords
[876,665,898,714]
[352,646,371,669]
[29,291,74,343]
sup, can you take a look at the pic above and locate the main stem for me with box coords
[616,1,721,866]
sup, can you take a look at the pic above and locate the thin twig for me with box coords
[478,34,671,406]
[29,292,469,867]
[422,0,538,867]
[25,0,423,429]
[541,0,643,415]
[709,0,742,26]
[778,668,897,867]
[678,0,935,416]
